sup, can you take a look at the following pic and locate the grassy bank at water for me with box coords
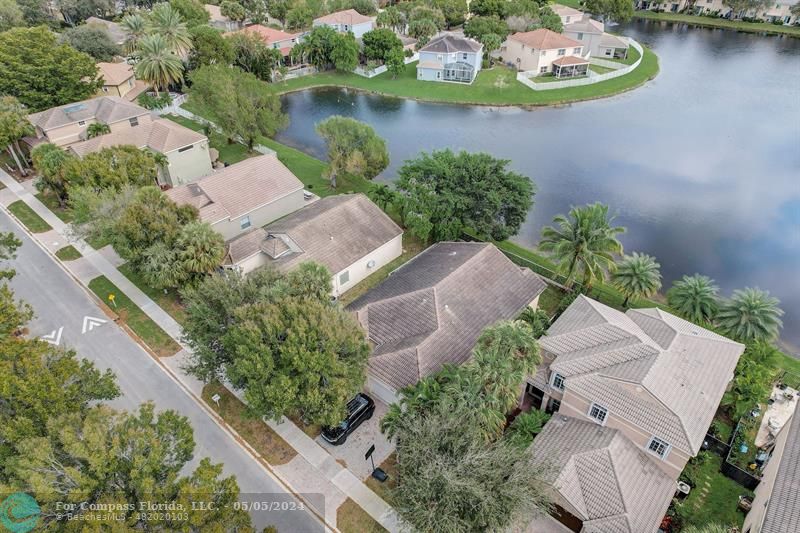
[635,10,800,37]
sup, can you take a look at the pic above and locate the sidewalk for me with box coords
[0,170,400,533]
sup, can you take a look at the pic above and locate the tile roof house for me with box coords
[501,29,587,77]
[524,294,744,480]
[530,415,676,533]
[165,154,308,240]
[347,242,547,404]
[416,33,483,84]
[313,9,374,38]
[228,25,302,57]
[224,194,402,296]
[551,3,585,25]
[68,118,213,187]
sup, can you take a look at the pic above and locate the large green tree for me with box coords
[147,2,193,54]
[583,0,633,23]
[188,24,234,71]
[55,0,114,26]
[667,274,719,324]
[375,5,405,32]
[464,14,510,42]
[31,143,77,207]
[721,342,779,419]
[293,25,358,71]
[397,149,534,243]
[0,0,24,32]
[227,30,284,81]
[61,23,121,61]
[15,0,53,26]
[315,115,389,188]
[170,0,210,27]
[361,28,403,63]
[0,230,21,280]
[611,252,662,306]
[717,288,784,342]
[0,26,102,111]
[539,202,626,289]
[0,95,34,176]
[70,145,160,191]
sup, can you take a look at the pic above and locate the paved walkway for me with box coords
[0,170,400,533]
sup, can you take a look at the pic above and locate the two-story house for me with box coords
[562,16,630,60]
[501,29,588,77]
[96,62,149,101]
[416,33,483,84]
[312,9,374,38]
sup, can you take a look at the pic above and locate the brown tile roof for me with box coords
[564,17,604,34]
[552,55,589,66]
[509,29,582,51]
[419,33,483,54]
[97,62,135,86]
[540,295,744,455]
[165,154,303,223]
[531,415,675,533]
[347,242,547,391]
[314,8,372,25]
[28,96,149,131]
[229,24,299,44]
[761,404,800,533]
[69,118,206,156]
[551,4,585,18]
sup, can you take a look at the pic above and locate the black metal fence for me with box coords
[703,433,730,458]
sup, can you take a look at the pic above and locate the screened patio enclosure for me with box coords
[442,61,475,83]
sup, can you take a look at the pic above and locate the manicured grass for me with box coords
[531,73,588,83]
[118,263,187,325]
[635,10,800,37]
[87,275,181,357]
[202,382,297,466]
[589,64,616,74]
[273,46,658,107]
[539,285,567,316]
[35,192,74,223]
[364,453,398,505]
[674,454,752,529]
[164,114,255,165]
[55,245,82,261]
[778,353,800,377]
[7,200,52,233]
[336,498,387,533]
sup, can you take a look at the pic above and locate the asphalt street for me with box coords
[1,209,326,532]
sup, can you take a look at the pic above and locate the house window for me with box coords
[558,48,566,56]
[437,54,443,61]
[436,71,441,79]
[647,437,671,459]
[462,53,467,60]
[550,372,565,391]
[588,403,608,424]
[239,215,251,229]
[573,47,581,54]
[339,270,350,285]
[577,32,584,40]
[539,66,547,73]
[102,87,109,92]
[605,49,613,56]
[78,120,86,126]
[178,144,193,152]
[129,117,139,127]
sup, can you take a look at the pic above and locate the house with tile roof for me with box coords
[416,33,483,84]
[500,29,588,77]
[551,3,585,25]
[223,194,402,296]
[227,25,303,58]
[165,154,308,240]
[68,118,213,187]
[96,62,147,101]
[347,242,547,404]
[562,16,630,60]
[313,9,374,38]
[524,294,745,480]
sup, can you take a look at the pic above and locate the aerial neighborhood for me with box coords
[0,0,797,532]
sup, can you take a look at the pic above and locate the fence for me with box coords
[354,64,388,78]
[277,66,318,81]
[516,38,644,91]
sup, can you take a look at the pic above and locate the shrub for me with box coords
[137,92,173,110]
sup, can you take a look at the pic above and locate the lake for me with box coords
[275,19,800,353]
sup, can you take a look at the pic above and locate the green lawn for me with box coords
[337,498,387,533]
[87,275,181,357]
[675,453,752,529]
[55,245,82,261]
[118,263,188,325]
[635,10,800,37]
[589,64,616,74]
[7,200,52,233]
[35,192,74,223]
[163,114,255,166]
[272,46,659,106]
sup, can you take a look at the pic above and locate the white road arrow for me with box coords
[40,326,64,345]
[82,316,107,334]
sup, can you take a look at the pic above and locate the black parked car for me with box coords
[321,393,375,445]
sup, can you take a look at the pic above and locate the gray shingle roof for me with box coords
[531,416,675,533]
[347,242,547,391]
[760,404,800,533]
[419,33,482,54]
[28,96,148,131]
[540,295,744,455]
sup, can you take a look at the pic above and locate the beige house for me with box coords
[501,29,587,76]
[96,62,149,101]
[563,16,629,60]
[524,295,744,480]
[637,0,798,24]
[227,25,302,58]
[551,3,585,24]
[165,154,307,241]
[224,194,402,296]
[26,96,152,148]
[347,242,547,405]
[742,402,800,533]
[313,9,374,38]
[69,118,213,187]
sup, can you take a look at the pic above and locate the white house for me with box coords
[416,33,483,84]
[313,9,374,38]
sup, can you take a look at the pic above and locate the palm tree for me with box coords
[135,34,184,96]
[611,252,662,307]
[539,202,626,289]
[0,96,34,176]
[717,288,784,342]
[667,274,719,324]
[176,221,225,282]
[121,13,147,57]
[86,123,111,139]
[476,320,541,376]
[147,3,193,56]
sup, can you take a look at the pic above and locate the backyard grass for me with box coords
[7,200,52,233]
[539,285,567,316]
[604,45,641,66]
[674,454,752,529]
[164,114,255,165]
[87,275,181,357]
[202,382,297,466]
[272,45,659,106]
[364,453,398,505]
[55,245,82,261]
[35,192,74,223]
[635,10,800,37]
[118,263,188,325]
[336,498,387,533]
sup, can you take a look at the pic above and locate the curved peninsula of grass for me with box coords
[274,45,659,107]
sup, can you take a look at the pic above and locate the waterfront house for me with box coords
[347,242,547,405]
[313,9,374,38]
[96,62,149,101]
[165,154,307,241]
[501,29,588,77]
[223,194,402,297]
[205,3,240,32]
[228,25,302,59]
[562,16,630,60]
[637,0,799,24]
[416,33,483,83]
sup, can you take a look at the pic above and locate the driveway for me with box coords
[316,396,395,480]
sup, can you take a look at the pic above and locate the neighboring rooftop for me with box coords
[228,24,300,55]
[760,403,800,533]
[509,28,582,50]
[530,415,675,533]
[165,154,303,224]
[314,8,373,25]
[419,33,482,54]
[97,62,135,86]
[564,16,604,34]
[28,96,149,131]
[540,295,744,455]
[551,3,585,19]
[348,242,547,391]
[85,16,127,45]
[69,118,206,157]
[552,56,589,66]
[599,32,629,50]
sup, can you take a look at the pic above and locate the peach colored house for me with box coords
[500,29,588,77]
[227,24,302,58]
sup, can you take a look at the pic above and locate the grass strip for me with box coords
[8,200,52,233]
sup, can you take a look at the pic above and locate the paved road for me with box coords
[1,209,326,532]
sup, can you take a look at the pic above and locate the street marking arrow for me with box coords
[82,316,107,334]
[40,327,63,345]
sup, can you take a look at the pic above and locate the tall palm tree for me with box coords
[135,34,184,96]
[476,320,541,376]
[539,202,626,289]
[86,122,111,139]
[147,3,193,56]
[717,288,784,342]
[611,252,662,307]
[177,221,225,280]
[121,13,147,56]
[667,274,719,324]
